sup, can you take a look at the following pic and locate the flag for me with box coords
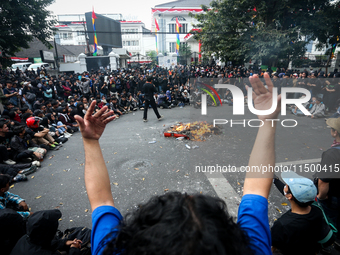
[92,7,98,56]
[331,43,336,59]
[155,19,159,54]
[155,18,160,31]
[176,18,182,54]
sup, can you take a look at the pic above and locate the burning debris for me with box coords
[164,121,222,141]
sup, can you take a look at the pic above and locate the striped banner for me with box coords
[155,19,160,54]
[176,17,182,54]
[92,8,98,56]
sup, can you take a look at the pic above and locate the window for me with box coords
[168,23,187,33]
[180,42,187,48]
[169,42,176,52]
[169,24,175,33]
[132,40,139,46]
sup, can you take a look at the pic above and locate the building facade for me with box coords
[55,14,122,47]
[151,0,211,57]
[120,21,155,64]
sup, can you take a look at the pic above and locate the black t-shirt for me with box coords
[142,82,157,101]
[25,126,44,138]
[271,206,323,255]
[0,132,14,148]
[319,146,340,197]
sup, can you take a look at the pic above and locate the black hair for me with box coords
[13,125,25,135]
[21,112,33,122]
[20,107,29,113]
[8,111,16,120]
[51,100,58,106]
[0,174,11,189]
[103,192,252,255]
[287,186,313,207]
[146,76,152,82]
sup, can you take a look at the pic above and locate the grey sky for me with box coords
[47,0,171,30]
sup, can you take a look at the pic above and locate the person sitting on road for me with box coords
[74,72,279,255]
[271,172,323,255]
[10,125,47,163]
[0,120,16,165]
[25,116,60,150]
[10,209,84,255]
[0,174,33,219]
[308,97,325,119]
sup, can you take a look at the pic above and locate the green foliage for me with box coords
[0,0,57,67]
[191,0,340,67]
[146,50,158,66]
[179,43,192,57]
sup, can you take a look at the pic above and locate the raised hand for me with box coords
[248,72,281,121]
[74,101,115,140]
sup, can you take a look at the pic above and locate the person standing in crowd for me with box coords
[3,81,18,107]
[317,117,340,230]
[142,76,163,122]
[0,81,8,114]
[79,77,91,100]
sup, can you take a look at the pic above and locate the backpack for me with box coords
[312,201,338,248]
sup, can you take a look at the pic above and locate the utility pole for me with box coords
[53,37,59,72]
[82,19,91,56]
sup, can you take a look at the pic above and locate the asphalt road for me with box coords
[10,103,334,233]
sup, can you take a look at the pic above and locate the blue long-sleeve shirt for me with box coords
[0,191,30,218]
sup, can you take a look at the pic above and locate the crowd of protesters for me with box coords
[0,62,340,254]
[0,63,340,175]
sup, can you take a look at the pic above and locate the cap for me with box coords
[282,171,317,203]
[326,117,340,133]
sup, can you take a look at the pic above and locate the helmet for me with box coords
[26,117,40,128]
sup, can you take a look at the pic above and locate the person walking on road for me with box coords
[142,76,163,122]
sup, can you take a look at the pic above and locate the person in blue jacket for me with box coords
[75,72,279,255]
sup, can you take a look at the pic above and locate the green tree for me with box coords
[191,0,339,67]
[179,43,192,65]
[0,0,56,67]
[146,50,158,67]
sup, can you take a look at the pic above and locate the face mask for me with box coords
[283,189,288,196]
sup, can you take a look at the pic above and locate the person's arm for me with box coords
[317,179,329,200]
[75,101,116,211]
[243,72,281,199]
